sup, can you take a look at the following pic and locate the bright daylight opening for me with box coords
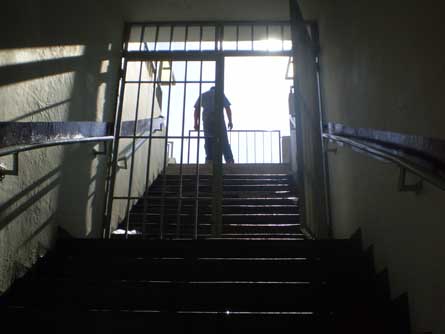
[164,55,293,164]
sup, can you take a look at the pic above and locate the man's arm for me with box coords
[194,106,200,130]
[225,106,233,130]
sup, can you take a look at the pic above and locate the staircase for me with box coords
[120,164,302,240]
[0,164,408,333]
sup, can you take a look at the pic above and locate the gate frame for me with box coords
[102,18,329,239]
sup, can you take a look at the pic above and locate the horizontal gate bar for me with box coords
[125,50,292,61]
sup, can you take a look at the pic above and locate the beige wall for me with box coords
[300,0,445,332]
[0,0,123,292]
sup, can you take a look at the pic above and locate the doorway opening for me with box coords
[103,21,308,240]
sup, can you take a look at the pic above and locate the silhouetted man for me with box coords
[194,87,234,163]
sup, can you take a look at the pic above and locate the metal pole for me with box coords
[123,29,147,239]
[176,27,189,238]
[269,132,273,163]
[187,129,192,164]
[262,132,265,164]
[245,132,248,163]
[290,0,308,231]
[313,21,333,236]
[278,130,282,163]
[211,35,224,237]
[254,132,257,163]
[194,59,205,240]
[237,131,240,163]
[142,27,160,237]
[159,61,174,240]
[251,24,254,51]
[281,25,285,51]
[236,25,240,51]
[103,61,129,238]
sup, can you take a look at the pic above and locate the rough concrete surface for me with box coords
[300,0,445,332]
[0,0,123,292]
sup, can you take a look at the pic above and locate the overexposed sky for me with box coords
[225,56,292,137]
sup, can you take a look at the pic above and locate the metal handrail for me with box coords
[0,136,113,180]
[323,133,445,191]
[0,136,113,158]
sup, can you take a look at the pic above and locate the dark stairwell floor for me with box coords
[0,164,409,333]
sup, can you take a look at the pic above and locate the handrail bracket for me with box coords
[0,152,19,182]
[398,167,423,194]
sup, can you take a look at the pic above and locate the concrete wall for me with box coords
[300,0,445,332]
[0,0,124,292]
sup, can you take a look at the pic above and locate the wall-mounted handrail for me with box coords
[0,117,164,180]
[0,136,114,158]
[323,133,445,192]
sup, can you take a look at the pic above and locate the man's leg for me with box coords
[221,124,234,163]
[203,116,213,162]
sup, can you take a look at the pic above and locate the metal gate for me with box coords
[103,21,297,239]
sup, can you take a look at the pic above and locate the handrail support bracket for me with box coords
[0,152,19,182]
[92,141,108,156]
[398,167,423,194]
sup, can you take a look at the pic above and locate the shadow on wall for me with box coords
[55,43,119,238]
[0,47,120,241]
[0,168,60,232]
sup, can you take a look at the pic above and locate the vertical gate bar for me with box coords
[124,28,147,239]
[262,132,265,164]
[142,26,159,238]
[169,25,174,51]
[290,0,309,232]
[278,130,282,163]
[312,21,333,235]
[270,132,273,163]
[212,52,224,237]
[143,60,160,230]
[176,26,189,238]
[245,132,248,163]
[185,24,188,51]
[281,25,285,51]
[187,130,192,164]
[221,24,225,51]
[159,62,174,240]
[194,59,204,240]
[251,24,254,51]
[156,27,175,240]
[199,25,203,52]
[254,132,257,163]
[237,131,240,163]
[236,25,240,51]
[154,25,160,51]
[103,64,129,237]
[102,24,131,238]
[176,59,188,238]
[214,24,218,51]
